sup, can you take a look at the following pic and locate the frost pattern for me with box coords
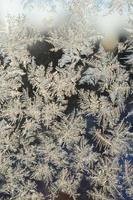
[0,0,133,200]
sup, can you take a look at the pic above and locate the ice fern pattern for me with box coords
[0,0,133,200]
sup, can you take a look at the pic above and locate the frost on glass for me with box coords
[0,0,132,200]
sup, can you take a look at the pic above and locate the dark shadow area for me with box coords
[35,180,49,199]
[77,175,91,200]
[65,94,79,115]
[118,40,133,68]
[0,192,11,199]
[27,40,63,70]
[19,63,34,99]
[55,192,74,200]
